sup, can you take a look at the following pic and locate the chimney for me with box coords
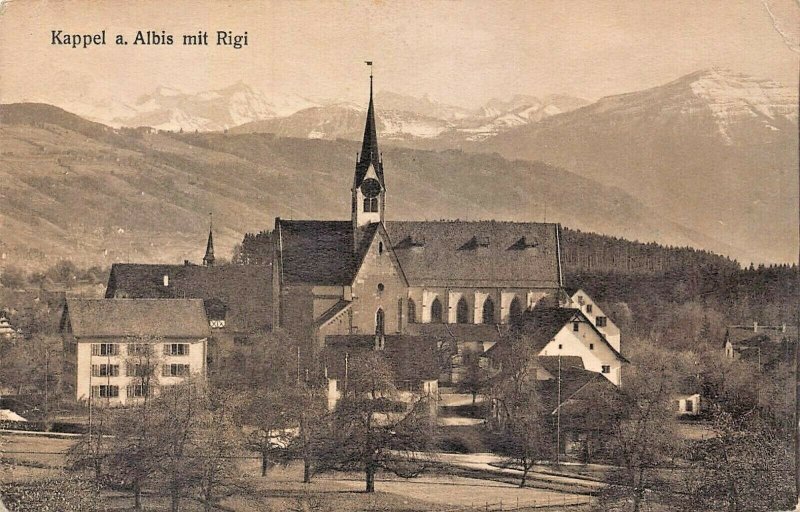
[782,323,787,333]
[753,321,758,333]
[163,275,169,287]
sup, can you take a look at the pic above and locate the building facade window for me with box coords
[126,363,151,377]
[127,343,152,356]
[685,400,693,412]
[377,283,384,292]
[164,343,190,356]
[573,322,580,332]
[92,385,119,398]
[127,384,151,398]
[596,316,607,327]
[482,297,495,324]
[163,363,191,377]
[601,365,611,374]
[586,304,593,313]
[375,308,385,336]
[92,343,119,356]
[430,298,443,323]
[379,241,384,254]
[92,364,119,377]
[589,343,594,350]
[456,297,470,324]
[407,299,417,324]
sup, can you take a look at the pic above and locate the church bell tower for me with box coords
[352,62,386,250]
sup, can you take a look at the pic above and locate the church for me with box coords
[101,74,624,398]
[272,75,565,372]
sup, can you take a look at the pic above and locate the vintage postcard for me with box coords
[0,1,798,511]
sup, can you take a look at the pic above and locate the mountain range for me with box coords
[0,68,796,267]
[0,102,726,271]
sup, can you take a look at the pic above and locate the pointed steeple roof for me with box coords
[203,214,215,266]
[355,71,384,188]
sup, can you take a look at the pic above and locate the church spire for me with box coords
[203,213,215,267]
[355,61,384,188]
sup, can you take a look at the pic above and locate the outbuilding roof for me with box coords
[63,298,211,339]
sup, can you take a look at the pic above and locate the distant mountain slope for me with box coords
[476,69,799,263]
[0,103,728,270]
[232,94,590,141]
[53,82,318,132]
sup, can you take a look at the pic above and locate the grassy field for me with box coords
[1,432,592,511]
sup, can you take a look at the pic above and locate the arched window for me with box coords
[407,298,417,324]
[375,308,385,336]
[363,197,379,213]
[509,297,523,324]
[430,298,443,323]
[482,296,495,324]
[456,297,470,324]
[397,298,403,331]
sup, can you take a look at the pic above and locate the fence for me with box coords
[445,492,592,511]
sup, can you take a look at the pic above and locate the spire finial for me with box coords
[365,61,373,99]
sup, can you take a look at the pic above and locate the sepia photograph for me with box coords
[0,0,798,510]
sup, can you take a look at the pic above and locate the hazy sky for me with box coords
[1,0,798,107]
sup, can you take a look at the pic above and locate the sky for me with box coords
[0,0,798,108]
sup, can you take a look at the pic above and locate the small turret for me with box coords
[203,213,215,267]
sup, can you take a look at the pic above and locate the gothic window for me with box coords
[407,299,417,324]
[456,297,470,324]
[509,297,523,324]
[482,296,495,324]
[397,298,403,331]
[375,308,385,336]
[430,298,443,323]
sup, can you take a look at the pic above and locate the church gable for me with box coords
[351,224,407,288]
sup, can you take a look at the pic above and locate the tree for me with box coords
[680,410,794,512]
[192,390,245,512]
[107,338,162,510]
[599,341,682,512]
[241,390,294,477]
[283,382,329,483]
[488,335,551,487]
[459,349,488,405]
[321,352,435,492]
[152,380,205,512]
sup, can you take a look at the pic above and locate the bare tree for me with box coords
[488,336,551,487]
[320,352,435,492]
[599,342,681,512]
[241,389,294,477]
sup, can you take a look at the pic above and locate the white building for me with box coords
[486,307,626,386]
[564,288,621,352]
[61,298,210,405]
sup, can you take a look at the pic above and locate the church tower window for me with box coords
[456,297,470,324]
[430,298,443,323]
[407,299,417,323]
[482,296,495,324]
